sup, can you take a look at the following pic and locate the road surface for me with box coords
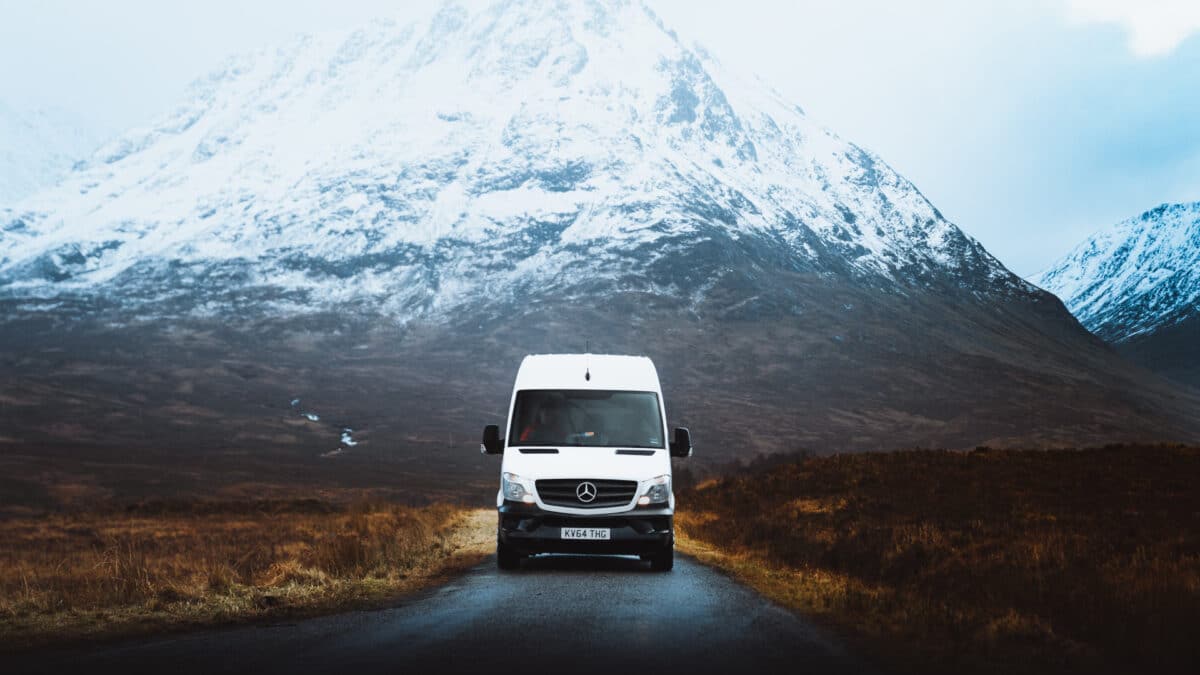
[7,554,879,675]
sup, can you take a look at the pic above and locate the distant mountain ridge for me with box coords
[0,0,1026,320]
[0,101,103,205]
[1036,202,1200,388]
[0,0,1195,489]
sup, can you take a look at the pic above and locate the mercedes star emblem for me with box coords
[576,481,597,503]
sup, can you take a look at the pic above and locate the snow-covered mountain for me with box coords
[0,0,1025,320]
[1035,202,1200,388]
[0,101,103,205]
[1035,202,1200,342]
[0,0,1196,464]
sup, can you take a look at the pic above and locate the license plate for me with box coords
[560,527,610,540]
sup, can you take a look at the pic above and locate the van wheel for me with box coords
[648,543,674,572]
[497,540,521,570]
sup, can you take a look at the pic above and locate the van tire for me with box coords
[496,541,521,570]
[648,543,674,572]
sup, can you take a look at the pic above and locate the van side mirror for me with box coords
[481,424,504,455]
[670,427,692,458]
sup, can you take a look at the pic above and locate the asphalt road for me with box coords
[7,554,879,675]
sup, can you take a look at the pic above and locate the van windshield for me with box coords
[509,390,664,448]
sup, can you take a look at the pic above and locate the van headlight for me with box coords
[637,474,671,506]
[502,472,536,504]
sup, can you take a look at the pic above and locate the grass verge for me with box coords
[676,444,1200,674]
[0,500,494,649]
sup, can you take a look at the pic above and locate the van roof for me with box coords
[513,354,661,392]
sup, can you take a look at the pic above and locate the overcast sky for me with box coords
[1,0,1197,275]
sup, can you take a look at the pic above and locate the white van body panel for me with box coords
[497,447,674,514]
[497,354,673,514]
[508,354,664,393]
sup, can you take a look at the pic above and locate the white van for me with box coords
[480,354,692,571]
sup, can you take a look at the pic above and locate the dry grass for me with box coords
[0,500,494,649]
[676,444,1200,675]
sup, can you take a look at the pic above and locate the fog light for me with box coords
[637,495,650,506]
[521,494,535,504]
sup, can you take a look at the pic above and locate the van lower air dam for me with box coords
[480,354,692,571]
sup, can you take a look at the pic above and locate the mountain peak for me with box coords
[2,0,1024,322]
[1035,200,1200,342]
[2,1,1197,459]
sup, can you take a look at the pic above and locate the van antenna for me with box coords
[585,341,591,381]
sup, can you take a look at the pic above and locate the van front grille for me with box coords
[536,479,638,509]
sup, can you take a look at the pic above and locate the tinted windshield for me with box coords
[509,390,664,448]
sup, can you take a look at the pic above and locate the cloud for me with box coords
[1067,0,1200,57]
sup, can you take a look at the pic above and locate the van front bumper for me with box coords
[498,502,673,555]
